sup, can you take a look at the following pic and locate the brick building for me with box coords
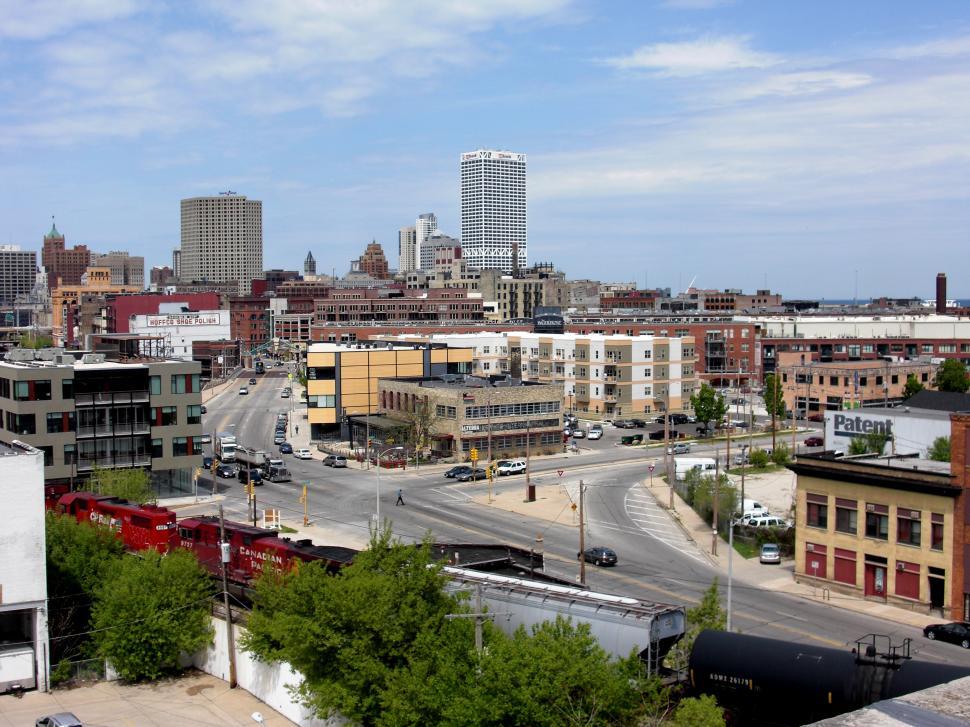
[599,289,658,311]
[352,241,390,279]
[313,289,484,325]
[229,295,269,354]
[105,291,223,333]
[52,268,141,346]
[41,223,90,290]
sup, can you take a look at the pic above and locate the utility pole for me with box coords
[251,482,257,528]
[525,421,535,502]
[726,520,734,632]
[771,370,778,451]
[444,585,508,656]
[663,390,673,510]
[578,480,586,586]
[218,505,237,689]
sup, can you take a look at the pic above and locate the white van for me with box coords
[747,516,789,529]
[742,499,769,517]
[674,457,717,481]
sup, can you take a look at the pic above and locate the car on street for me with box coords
[804,436,824,447]
[629,418,646,428]
[759,543,782,564]
[35,714,84,727]
[808,413,824,422]
[216,463,236,478]
[572,428,586,438]
[455,467,487,482]
[580,546,618,567]
[249,377,257,385]
[273,433,286,445]
[496,459,526,475]
[613,419,630,428]
[671,413,690,425]
[281,390,290,398]
[730,419,749,428]
[746,516,790,529]
[587,428,603,440]
[202,455,214,469]
[294,448,313,459]
[667,443,691,455]
[444,465,473,478]
[200,404,207,414]
[923,622,970,649]
[279,442,293,454]
[238,386,249,395]
[200,433,212,444]
[323,455,348,468]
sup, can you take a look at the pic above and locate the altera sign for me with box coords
[832,414,893,439]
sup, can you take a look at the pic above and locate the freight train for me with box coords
[51,491,356,584]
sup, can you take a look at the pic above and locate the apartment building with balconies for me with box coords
[0,349,202,495]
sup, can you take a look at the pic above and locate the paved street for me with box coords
[192,368,970,670]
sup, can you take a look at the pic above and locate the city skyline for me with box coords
[2,2,969,297]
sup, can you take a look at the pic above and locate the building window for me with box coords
[46,411,76,434]
[897,509,921,547]
[308,395,335,408]
[151,438,163,458]
[307,366,336,380]
[171,375,185,394]
[40,445,53,467]
[63,444,77,465]
[173,437,188,456]
[0,378,8,398]
[149,375,161,395]
[806,493,828,529]
[13,380,51,401]
[865,504,889,540]
[62,379,73,399]
[187,405,202,425]
[151,406,178,426]
[835,499,857,534]
[191,437,203,455]
[931,513,944,551]
[5,412,35,435]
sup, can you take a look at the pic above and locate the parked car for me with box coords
[804,436,824,447]
[759,543,782,564]
[747,516,790,529]
[671,413,689,425]
[238,386,249,395]
[202,455,214,469]
[730,419,749,428]
[36,714,84,727]
[279,442,293,454]
[587,429,603,440]
[808,413,824,422]
[323,455,348,468]
[200,433,212,444]
[281,390,291,398]
[294,448,313,460]
[613,419,630,428]
[249,377,257,385]
[580,546,618,567]
[200,404,207,414]
[216,463,236,478]
[629,418,646,428]
[496,459,526,475]
[445,465,473,478]
[667,443,691,455]
[572,428,586,439]
[923,622,970,649]
[273,433,286,445]
[455,468,487,482]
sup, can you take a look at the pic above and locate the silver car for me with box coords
[323,455,348,468]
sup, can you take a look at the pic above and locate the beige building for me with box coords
[376,375,563,460]
[0,348,203,495]
[478,268,568,322]
[305,341,473,441]
[376,331,699,419]
[91,250,145,287]
[179,193,263,294]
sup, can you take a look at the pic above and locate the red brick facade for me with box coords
[949,413,970,621]
[42,226,90,290]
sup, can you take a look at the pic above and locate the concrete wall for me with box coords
[192,617,341,727]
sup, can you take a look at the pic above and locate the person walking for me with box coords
[395,488,405,506]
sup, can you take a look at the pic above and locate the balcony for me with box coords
[75,390,150,407]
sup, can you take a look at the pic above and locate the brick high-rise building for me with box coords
[150,265,175,287]
[179,193,263,294]
[41,222,90,290]
[352,241,390,279]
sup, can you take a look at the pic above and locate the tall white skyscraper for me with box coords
[415,213,438,269]
[398,225,417,273]
[460,149,526,272]
[179,192,263,294]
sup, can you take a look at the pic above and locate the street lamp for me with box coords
[375,445,404,525]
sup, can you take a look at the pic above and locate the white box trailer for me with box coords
[674,457,717,481]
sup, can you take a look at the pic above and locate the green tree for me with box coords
[865,432,888,454]
[666,580,726,674]
[89,466,154,503]
[401,398,437,463]
[690,384,727,434]
[929,436,951,462]
[770,443,790,466]
[848,437,869,455]
[46,512,125,664]
[903,374,925,399]
[670,695,725,727]
[691,475,737,535]
[18,333,54,349]
[91,549,213,681]
[748,449,770,468]
[762,374,786,419]
[935,359,970,392]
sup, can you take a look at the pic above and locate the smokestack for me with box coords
[936,273,947,314]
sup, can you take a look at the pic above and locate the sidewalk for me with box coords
[0,670,294,726]
[643,478,942,631]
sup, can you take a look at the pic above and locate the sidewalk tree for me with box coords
[91,549,214,681]
[401,397,437,462]
[903,374,924,399]
[690,384,727,433]
[666,580,726,675]
[935,359,969,393]
[89,466,154,504]
[929,436,951,462]
[762,374,786,449]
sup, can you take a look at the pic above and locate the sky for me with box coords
[1,0,969,299]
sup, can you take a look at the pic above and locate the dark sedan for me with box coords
[216,464,236,478]
[924,622,970,649]
[804,436,824,447]
[580,546,618,567]
[444,465,473,479]
[279,442,293,454]
[455,468,487,482]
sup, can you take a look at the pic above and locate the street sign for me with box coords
[648,464,655,473]
[557,469,564,477]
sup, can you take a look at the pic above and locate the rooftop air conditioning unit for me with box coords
[81,353,106,364]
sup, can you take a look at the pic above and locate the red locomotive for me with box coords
[50,492,357,585]
[54,492,178,553]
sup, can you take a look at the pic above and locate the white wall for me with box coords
[192,617,342,727]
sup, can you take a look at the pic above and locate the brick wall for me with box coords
[950,413,970,620]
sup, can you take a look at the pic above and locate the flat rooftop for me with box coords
[828,407,954,422]
[391,374,546,389]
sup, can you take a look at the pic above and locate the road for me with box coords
[197,369,970,669]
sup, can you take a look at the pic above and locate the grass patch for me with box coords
[726,463,784,476]
[278,525,298,533]
[731,538,759,560]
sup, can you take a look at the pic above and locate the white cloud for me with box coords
[730,70,873,100]
[605,35,781,76]
[0,0,142,40]
[661,0,733,9]
[890,34,970,60]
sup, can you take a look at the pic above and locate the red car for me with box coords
[807,413,824,422]
[804,436,824,447]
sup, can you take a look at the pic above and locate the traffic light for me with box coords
[470,448,479,462]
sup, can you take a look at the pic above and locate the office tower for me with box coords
[415,213,438,269]
[460,149,526,272]
[304,250,317,276]
[41,221,90,290]
[352,241,389,279]
[0,245,38,304]
[179,192,263,294]
[398,225,417,273]
[419,232,461,271]
[91,251,145,287]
